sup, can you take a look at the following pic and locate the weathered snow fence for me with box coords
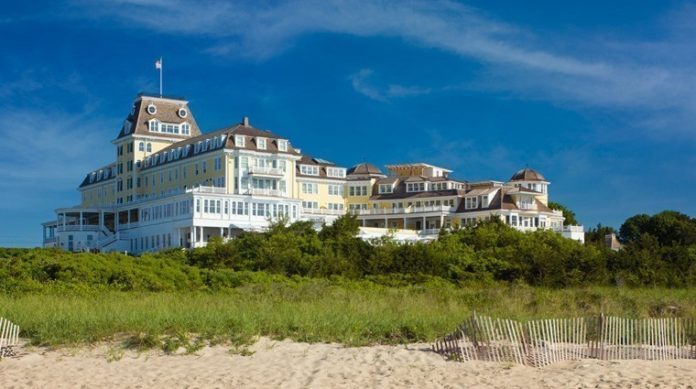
[0,317,20,358]
[433,314,696,367]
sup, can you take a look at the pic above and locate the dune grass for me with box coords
[2,279,695,350]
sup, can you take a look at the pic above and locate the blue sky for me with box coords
[1,0,695,247]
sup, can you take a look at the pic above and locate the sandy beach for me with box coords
[1,338,695,388]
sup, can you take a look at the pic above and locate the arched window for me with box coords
[139,142,144,152]
[146,143,152,152]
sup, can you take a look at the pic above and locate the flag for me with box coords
[155,58,162,69]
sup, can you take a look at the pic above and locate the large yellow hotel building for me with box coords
[42,93,583,253]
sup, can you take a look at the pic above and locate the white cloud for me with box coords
[350,68,431,102]
[67,0,696,139]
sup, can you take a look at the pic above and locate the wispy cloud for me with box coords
[64,0,696,139]
[0,69,116,208]
[350,68,431,102]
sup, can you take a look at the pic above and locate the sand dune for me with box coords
[1,338,695,388]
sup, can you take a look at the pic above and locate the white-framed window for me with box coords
[481,195,489,208]
[214,157,222,171]
[278,139,288,152]
[235,135,245,147]
[300,164,320,176]
[302,201,319,209]
[160,123,180,134]
[326,167,346,178]
[328,184,344,196]
[378,184,393,194]
[301,182,318,194]
[181,123,190,135]
[148,119,159,132]
[328,203,344,211]
[257,137,267,150]
[349,186,368,196]
[406,182,426,192]
[465,197,478,209]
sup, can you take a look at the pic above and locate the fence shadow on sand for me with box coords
[433,313,696,367]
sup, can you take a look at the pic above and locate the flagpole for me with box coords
[159,57,163,97]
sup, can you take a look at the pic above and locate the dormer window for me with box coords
[181,123,190,135]
[177,108,188,118]
[278,139,288,152]
[378,184,393,194]
[406,182,426,192]
[257,137,267,150]
[123,120,132,134]
[235,135,245,147]
[300,164,319,176]
[148,119,159,132]
[465,197,478,209]
[146,104,157,115]
[481,195,489,208]
[326,167,346,178]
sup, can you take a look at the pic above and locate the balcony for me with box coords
[351,205,455,216]
[248,166,284,177]
[188,186,227,194]
[517,202,535,210]
[301,208,345,216]
[57,225,101,232]
[246,188,285,197]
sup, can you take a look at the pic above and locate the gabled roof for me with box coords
[140,121,301,171]
[296,155,346,180]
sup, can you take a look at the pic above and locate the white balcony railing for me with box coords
[246,188,285,197]
[57,225,101,232]
[351,205,455,216]
[248,166,284,176]
[188,186,227,194]
[301,208,345,216]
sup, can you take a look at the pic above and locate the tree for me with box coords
[619,211,696,246]
[548,202,578,226]
[585,223,617,246]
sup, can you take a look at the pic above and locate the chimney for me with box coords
[242,116,249,127]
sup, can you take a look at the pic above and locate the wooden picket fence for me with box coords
[0,317,20,359]
[433,313,696,367]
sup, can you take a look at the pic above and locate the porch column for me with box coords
[99,211,104,228]
[384,218,387,228]
[440,215,444,228]
[403,217,406,229]
[79,211,83,231]
[220,227,224,238]
[191,226,196,247]
[127,210,131,225]
[43,226,46,241]
[61,213,66,229]
[422,216,426,230]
